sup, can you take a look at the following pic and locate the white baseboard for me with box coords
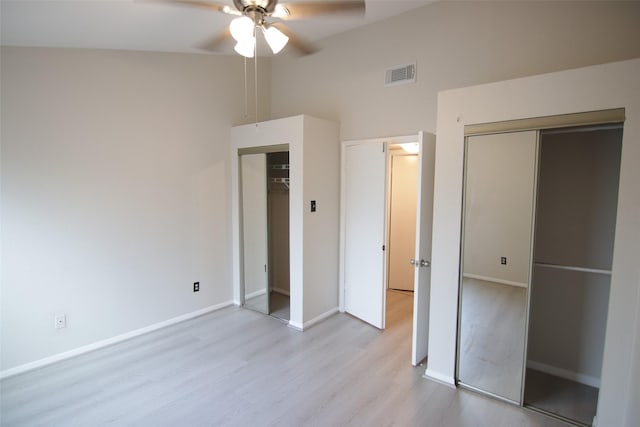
[288,307,339,331]
[423,369,456,388]
[0,301,234,380]
[288,320,304,331]
[272,287,290,296]
[463,273,528,288]
[527,360,600,388]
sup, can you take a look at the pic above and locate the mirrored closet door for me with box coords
[457,131,538,404]
[456,113,624,426]
[240,153,269,314]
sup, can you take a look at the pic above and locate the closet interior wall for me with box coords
[267,152,290,298]
[525,126,623,421]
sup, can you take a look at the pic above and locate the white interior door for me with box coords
[411,132,436,365]
[240,153,269,314]
[343,142,386,329]
[388,153,419,291]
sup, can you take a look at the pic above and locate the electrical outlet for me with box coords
[501,257,507,265]
[54,314,66,329]
[310,200,317,212]
[193,282,200,292]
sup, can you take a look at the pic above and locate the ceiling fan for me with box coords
[160,0,366,57]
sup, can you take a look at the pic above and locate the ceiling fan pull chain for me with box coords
[254,24,258,128]
[243,55,248,119]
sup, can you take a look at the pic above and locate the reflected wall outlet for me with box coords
[54,314,66,329]
[193,282,200,292]
[500,257,507,265]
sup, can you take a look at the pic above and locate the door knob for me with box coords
[420,259,431,268]
[410,258,416,265]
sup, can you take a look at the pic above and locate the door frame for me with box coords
[233,143,290,308]
[386,148,419,292]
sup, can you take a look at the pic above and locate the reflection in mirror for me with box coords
[240,153,269,314]
[457,131,538,403]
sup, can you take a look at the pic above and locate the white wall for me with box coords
[301,116,340,323]
[0,47,271,373]
[271,1,640,140]
[428,59,640,427]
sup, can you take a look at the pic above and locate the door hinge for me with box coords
[382,245,385,251]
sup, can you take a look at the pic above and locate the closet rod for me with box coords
[534,262,611,276]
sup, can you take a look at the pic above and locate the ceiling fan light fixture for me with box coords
[263,25,289,54]
[234,37,256,58]
[229,16,255,42]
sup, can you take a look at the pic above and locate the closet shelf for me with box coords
[534,262,611,276]
[270,177,290,189]
[271,164,290,170]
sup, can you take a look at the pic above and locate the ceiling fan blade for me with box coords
[276,1,365,19]
[271,23,318,56]
[144,0,241,15]
[196,27,233,52]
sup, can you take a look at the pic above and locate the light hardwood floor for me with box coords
[1,291,568,427]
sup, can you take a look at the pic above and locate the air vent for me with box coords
[384,63,416,87]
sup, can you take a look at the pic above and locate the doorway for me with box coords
[385,147,419,337]
[239,149,291,322]
[387,147,419,292]
[341,133,435,366]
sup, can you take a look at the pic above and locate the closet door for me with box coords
[457,131,538,403]
[240,153,269,314]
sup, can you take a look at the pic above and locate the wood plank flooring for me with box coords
[1,291,568,427]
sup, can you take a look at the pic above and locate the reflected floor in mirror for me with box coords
[1,290,567,427]
[244,291,269,314]
[458,278,527,401]
[524,369,598,426]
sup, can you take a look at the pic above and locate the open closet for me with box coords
[266,151,290,320]
[239,149,291,320]
[232,115,340,331]
[456,111,623,426]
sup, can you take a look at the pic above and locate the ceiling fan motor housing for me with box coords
[234,0,278,14]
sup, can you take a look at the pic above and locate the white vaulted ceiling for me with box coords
[0,0,434,55]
